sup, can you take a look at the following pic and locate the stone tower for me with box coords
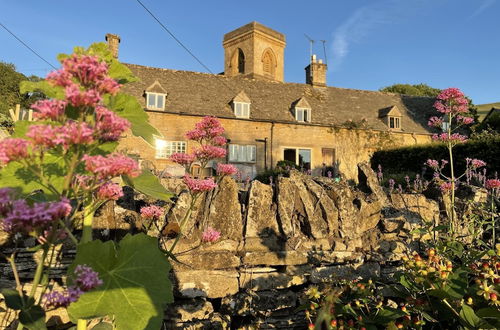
[305,54,327,87]
[105,33,120,59]
[223,22,286,82]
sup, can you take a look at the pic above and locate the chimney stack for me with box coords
[105,33,120,59]
[305,54,327,87]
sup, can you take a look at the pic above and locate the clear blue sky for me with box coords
[1,0,498,104]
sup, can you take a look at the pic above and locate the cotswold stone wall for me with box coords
[0,164,442,329]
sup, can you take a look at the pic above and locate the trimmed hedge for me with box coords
[371,133,500,178]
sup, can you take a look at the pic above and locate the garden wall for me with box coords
[0,164,444,329]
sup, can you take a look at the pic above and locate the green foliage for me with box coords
[255,160,299,184]
[0,61,27,116]
[379,83,441,98]
[1,289,47,330]
[122,169,173,201]
[371,134,500,179]
[67,234,173,330]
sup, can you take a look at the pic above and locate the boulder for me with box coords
[245,180,280,238]
[174,270,239,298]
[358,162,389,205]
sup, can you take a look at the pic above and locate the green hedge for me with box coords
[371,133,500,178]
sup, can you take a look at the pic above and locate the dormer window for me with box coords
[146,92,166,110]
[295,108,311,122]
[389,116,400,129]
[234,102,250,118]
[231,91,251,119]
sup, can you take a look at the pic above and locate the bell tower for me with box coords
[223,22,286,82]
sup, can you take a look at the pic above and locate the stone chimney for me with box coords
[105,33,121,59]
[305,54,327,87]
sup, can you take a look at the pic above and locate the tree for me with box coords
[0,61,26,116]
[379,83,442,97]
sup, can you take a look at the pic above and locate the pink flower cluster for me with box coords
[185,116,225,142]
[427,116,443,128]
[425,159,439,170]
[95,106,131,142]
[202,227,221,243]
[434,88,469,115]
[96,182,123,201]
[467,158,486,169]
[32,99,67,121]
[216,163,238,176]
[27,122,95,150]
[0,188,72,235]
[432,133,467,144]
[457,115,474,125]
[439,182,456,194]
[183,175,217,193]
[140,205,164,220]
[0,138,29,164]
[44,264,102,309]
[193,145,227,162]
[485,179,500,190]
[83,153,140,179]
[170,152,196,165]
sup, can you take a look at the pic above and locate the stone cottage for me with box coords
[115,22,435,180]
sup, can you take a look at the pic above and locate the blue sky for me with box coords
[1,0,499,104]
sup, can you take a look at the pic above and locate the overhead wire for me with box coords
[0,21,57,70]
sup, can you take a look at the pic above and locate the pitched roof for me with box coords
[123,63,436,134]
[379,105,402,117]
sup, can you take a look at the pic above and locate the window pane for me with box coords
[157,94,164,109]
[299,149,311,170]
[389,117,395,128]
[395,118,400,128]
[304,110,309,122]
[283,149,297,164]
[250,145,256,162]
[147,94,156,108]
[229,145,237,161]
[296,109,303,121]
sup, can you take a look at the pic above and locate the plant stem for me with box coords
[447,118,456,238]
[81,204,94,244]
[76,319,87,330]
[167,195,198,256]
[8,252,23,297]
[59,219,78,245]
[491,194,496,250]
[29,247,48,298]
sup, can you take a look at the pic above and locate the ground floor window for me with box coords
[283,148,311,170]
[155,139,186,159]
[229,144,256,163]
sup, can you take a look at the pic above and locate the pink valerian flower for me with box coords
[65,84,102,107]
[95,106,131,142]
[193,145,227,162]
[31,99,67,121]
[470,159,486,169]
[428,116,443,128]
[426,159,439,170]
[212,135,227,146]
[170,152,196,166]
[1,198,72,235]
[456,115,474,125]
[140,205,164,220]
[183,175,217,193]
[0,138,30,164]
[433,88,469,114]
[185,116,225,142]
[432,132,468,144]
[202,227,221,243]
[485,179,500,190]
[217,163,238,176]
[27,122,94,150]
[96,182,123,200]
[388,179,395,193]
[83,153,140,180]
[439,182,456,194]
[44,264,102,309]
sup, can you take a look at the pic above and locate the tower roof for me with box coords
[223,21,286,44]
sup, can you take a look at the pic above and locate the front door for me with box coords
[322,148,335,167]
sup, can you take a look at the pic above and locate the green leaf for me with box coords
[105,93,162,146]
[122,170,173,201]
[91,322,113,330]
[67,234,173,330]
[1,289,23,310]
[19,305,47,330]
[372,307,406,324]
[476,307,500,319]
[20,80,64,100]
[459,304,482,328]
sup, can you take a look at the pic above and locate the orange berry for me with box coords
[330,319,337,327]
[490,293,498,301]
[308,323,315,330]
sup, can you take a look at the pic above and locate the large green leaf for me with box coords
[459,305,483,329]
[67,234,173,330]
[105,93,162,146]
[122,170,173,201]
[20,80,64,100]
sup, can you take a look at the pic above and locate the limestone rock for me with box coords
[390,193,439,224]
[221,290,297,316]
[174,270,239,298]
[304,177,339,236]
[168,298,214,322]
[276,177,296,237]
[206,176,243,242]
[245,180,279,238]
[240,268,306,290]
[243,251,308,266]
[358,162,389,205]
[172,251,240,270]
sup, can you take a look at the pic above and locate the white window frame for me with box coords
[441,120,450,132]
[228,144,256,163]
[295,107,311,122]
[282,147,312,169]
[155,139,186,159]
[233,102,250,118]
[388,116,401,129]
[146,92,166,111]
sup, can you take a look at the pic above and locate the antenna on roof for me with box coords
[304,34,315,59]
[320,40,327,65]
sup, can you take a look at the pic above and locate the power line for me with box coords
[134,0,215,75]
[0,21,57,70]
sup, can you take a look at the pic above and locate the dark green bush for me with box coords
[371,132,500,178]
